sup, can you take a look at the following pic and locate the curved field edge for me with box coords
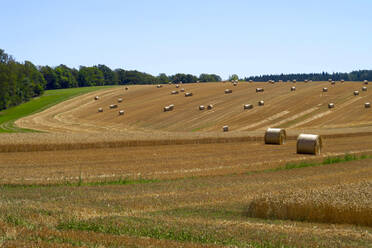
[0,86,115,133]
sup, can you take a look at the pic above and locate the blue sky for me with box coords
[2,0,372,79]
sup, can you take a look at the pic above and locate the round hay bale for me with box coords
[297,134,322,155]
[180,88,185,92]
[328,103,334,109]
[118,98,123,103]
[207,104,213,110]
[258,100,264,106]
[264,128,286,145]
[364,80,368,85]
[199,105,205,110]
[98,108,103,112]
[109,104,118,109]
[222,125,229,132]
[185,92,193,97]
[328,79,332,82]
[244,104,253,110]
[331,81,336,85]
[292,79,297,83]
[168,82,172,85]
[163,104,174,112]
[341,79,345,83]
[125,87,128,90]
[157,84,162,88]
[304,79,308,83]
[362,86,367,91]
[171,90,179,95]
[94,96,99,100]
[322,88,328,92]
[256,88,264,93]
[249,80,253,83]
[176,84,180,88]
[291,86,296,91]
[365,102,371,108]
[354,91,359,96]
[233,82,237,86]
[119,110,124,115]
[225,89,232,94]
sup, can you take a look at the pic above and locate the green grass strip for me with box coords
[0,86,114,133]
[57,217,290,248]
[0,177,159,189]
[281,153,371,171]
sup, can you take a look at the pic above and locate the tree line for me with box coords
[0,49,221,110]
[2,48,372,111]
[244,71,372,82]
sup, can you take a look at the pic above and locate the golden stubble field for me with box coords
[1,81,372,247]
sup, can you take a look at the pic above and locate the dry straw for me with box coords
[296,134,322,155]
[264,128,286,145]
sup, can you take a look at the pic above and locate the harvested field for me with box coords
[15,82,372,133]
[1,81,372,247]
[1,159,372,247]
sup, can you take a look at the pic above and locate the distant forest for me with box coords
[1,48,372,111]
[0,49,221,110]
[244,71,372,82]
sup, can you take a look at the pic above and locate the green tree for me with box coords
[40,66,59,89]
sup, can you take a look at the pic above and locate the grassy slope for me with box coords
[0,86,114,133]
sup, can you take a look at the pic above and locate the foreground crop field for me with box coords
[1,81,372,247]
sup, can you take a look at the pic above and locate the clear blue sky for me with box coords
[2,0,372,79]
